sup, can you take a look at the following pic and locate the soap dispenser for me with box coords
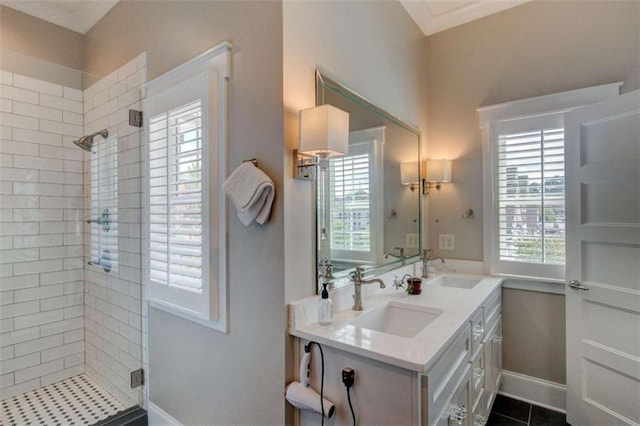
[318,282,333,325]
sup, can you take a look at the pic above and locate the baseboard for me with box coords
[499,370,566,413]
[148,401,182,426]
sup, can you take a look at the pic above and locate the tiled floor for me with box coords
[0,374,126,426]
[488,394,568,426]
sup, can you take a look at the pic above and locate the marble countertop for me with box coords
[288,271,503,373]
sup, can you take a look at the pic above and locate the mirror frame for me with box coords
[315,70,422,293]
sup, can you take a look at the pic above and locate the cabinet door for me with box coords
[435,367,471,426]
[483,317,503,414]
[472,389,487,426]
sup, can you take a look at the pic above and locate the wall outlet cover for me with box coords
[438,234,455,250]
[406,233,419,249]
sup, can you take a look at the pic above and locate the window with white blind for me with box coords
[327,130,383,264]
[480,83,621,282]
[144,43,230,332]
[497,115,565,266]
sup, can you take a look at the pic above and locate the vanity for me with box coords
[288,267,503,426]
[291,71,503,425]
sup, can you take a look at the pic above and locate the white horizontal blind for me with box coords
[497,115,565,266]
[149,100,203,292]
[330,152,371,252]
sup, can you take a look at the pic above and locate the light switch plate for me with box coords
[438,234,455,250]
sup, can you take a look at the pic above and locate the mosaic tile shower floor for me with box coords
[1,374,126,425]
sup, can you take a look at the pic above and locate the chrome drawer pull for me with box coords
[474,368,485,382]
[473,324,484,337]
[474,414,487,426]
[450,405,467,425]
[568,279,590,291]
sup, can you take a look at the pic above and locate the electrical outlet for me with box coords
[406,233,419,249]
[438,234,455,250]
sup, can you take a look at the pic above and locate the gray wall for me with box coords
[84,1,285,424]
[502,288,566,384]
[0,6,83,72]
[0,6,84,88]
[425,0,640,383]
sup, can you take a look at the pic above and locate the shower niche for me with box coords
[0,49,147,421]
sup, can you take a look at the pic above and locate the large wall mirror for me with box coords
[315,71,422,292]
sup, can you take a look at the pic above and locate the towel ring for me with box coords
[243,158,259,167]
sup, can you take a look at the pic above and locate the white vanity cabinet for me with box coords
[427,288,501,426]
[289,275,504,426]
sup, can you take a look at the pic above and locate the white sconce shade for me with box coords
[298,105,349,157]
[426,159,452,183]
[401,162,420,185]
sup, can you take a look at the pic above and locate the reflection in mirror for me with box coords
[316,71,421,292]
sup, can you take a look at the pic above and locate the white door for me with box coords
[565,90,640,426]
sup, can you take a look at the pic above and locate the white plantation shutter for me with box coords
[145,44,230,331]
[480,82,622,283]
[330,152,370,251]
[149,100,204,292]
[146,74,210,319]
[493,113,566,279]
[328,139,382,263]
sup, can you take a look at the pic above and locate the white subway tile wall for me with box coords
[0,71,85,399]
[0,52,146,409]
[83,53,146,408]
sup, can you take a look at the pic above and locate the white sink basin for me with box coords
[350,302,443,338]
[429,275,482,289]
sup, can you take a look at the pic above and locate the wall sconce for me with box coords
[294,105,349,180]
[424,159,452,194]
[400,161,420,191]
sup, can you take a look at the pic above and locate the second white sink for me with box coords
[428,275,482,289]
[350,302,443,338]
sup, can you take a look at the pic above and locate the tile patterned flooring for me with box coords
[488,394,568,426]
[0,374,125,426]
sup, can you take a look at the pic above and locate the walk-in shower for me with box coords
[73,129,109,152]
[0,49,147,424]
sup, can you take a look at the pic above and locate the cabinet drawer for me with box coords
[428,324,472,425]
[470,308,484,356]
[470,343,485,409]
[483,290,501,335]
[434,365,471,426]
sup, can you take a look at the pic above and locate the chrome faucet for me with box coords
[350,266,385,311]
[422,249,445,278]
[384,246,407,265]
[384,246,405,259]
[319,257,334,280]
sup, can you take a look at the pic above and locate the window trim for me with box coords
[143,42,231,333]
[479,82,622,281]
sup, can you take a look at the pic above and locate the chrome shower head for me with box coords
[73,129,109,152]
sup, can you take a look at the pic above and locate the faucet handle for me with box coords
[393,275,404,289]
[351,266,365,282]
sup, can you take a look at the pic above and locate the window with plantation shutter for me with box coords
[480,82,621,283]
[497,115,565,267]
[330,151,370,252]
[144,43,230,332]
[327,128,384,264]
[488,112,566,280]
[149,99,204,292]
